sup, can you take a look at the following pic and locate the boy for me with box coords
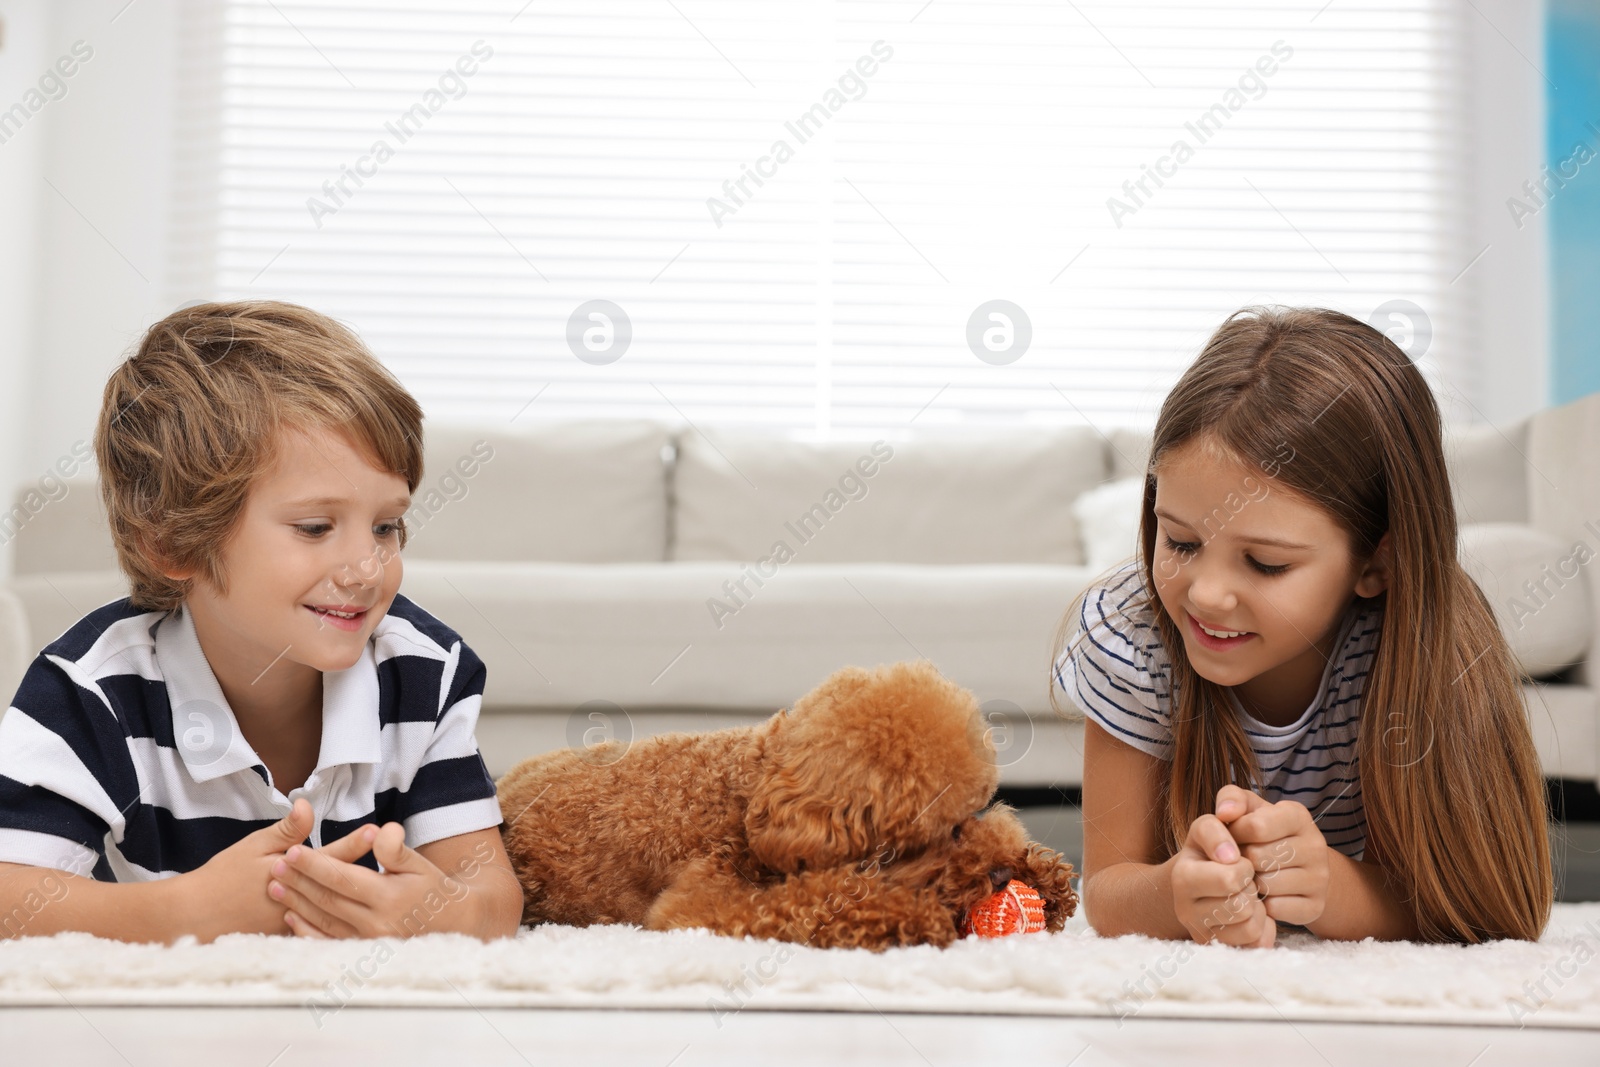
[0,301,523,942]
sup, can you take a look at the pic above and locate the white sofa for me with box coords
[3,390,1598,790]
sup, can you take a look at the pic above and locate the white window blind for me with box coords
[169,0,1475,433]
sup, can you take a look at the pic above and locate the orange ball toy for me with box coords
[961,879,1047,938]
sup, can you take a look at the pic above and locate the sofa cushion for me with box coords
[0,586,30,708]
[1521,681,1599,782]
[8,477,116,576]
[1072,475,1146,572]
[671,427,1107,564]
[10,421,679,572]
[1528,389,1600,688]
[1444,419,1530,525]
[1458,523,1592,679]
[1108,428,1152,482]
[5,573,131,655]
[404,420,673,563]
[397,559,1092,715]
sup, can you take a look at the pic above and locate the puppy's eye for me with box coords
[951,824,962,842]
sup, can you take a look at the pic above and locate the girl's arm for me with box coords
[1079,718,1188,939]
[1307,849,1419,941]
[1081,719,1272,945]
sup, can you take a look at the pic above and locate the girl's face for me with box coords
[1150,435,1390,725]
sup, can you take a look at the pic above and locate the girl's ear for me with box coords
[1354,531,1392,598]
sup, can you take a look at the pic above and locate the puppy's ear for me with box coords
[747,661,1001,872]
[745,747,876,874]
[1020,842,1079,931]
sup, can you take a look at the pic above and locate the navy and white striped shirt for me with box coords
[0,594,501,881]
[1055,561,1382,859]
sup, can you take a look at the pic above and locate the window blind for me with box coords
[169,0,1475,434]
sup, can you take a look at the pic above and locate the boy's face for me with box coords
[184,423,411,679]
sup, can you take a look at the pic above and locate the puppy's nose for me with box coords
[989,866,1013,891]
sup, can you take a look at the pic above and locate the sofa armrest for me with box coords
[0,585,30,709]
[1527,390,1600,688]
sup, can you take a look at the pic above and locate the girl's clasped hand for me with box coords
[1170,784,1331,948]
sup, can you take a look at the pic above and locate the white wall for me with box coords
[0,1,52,578]
[25,1,178,468]
[0,0,1554,578]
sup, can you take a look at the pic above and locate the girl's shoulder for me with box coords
[1071,558,1167,672]
[1078,558,1158,628]
[1335,594,1386,656]
[1332,595,1386,679]
[1059,559,1173,754]
[1351,594,1386,635]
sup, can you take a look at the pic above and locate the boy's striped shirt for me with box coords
[1055,560,1381,860]
[0,594,502,881]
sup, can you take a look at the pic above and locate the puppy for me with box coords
[498,661,1000,930]
[646,801,1079,949]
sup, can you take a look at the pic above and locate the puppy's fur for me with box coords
[497,660,1078,949]
[647,801,1077,948]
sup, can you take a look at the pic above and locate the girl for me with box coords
[1053,306,1552,946]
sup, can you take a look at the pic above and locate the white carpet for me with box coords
[4,905,1598,1030]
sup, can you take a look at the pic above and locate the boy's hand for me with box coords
[178,797,359,940]
[268,821,471,939]
[1215,784,1330,927]
[1170,808,1276,949]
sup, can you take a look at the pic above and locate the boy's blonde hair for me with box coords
[95,301,424,612]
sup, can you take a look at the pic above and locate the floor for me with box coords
[2,1006,1594,1065]
[3,806,1595,1062]
[1012,805,1600,902]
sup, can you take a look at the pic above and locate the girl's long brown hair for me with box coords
[1054,306,1552,943]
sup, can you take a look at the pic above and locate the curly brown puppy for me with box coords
[647,802,1078,949]
[497,660,1077,949]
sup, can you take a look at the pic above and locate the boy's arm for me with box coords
[415,827,523,938]
[0,802,340,943]
[0,861,185,942]
[0,655,202,942]
[370,633,520,938]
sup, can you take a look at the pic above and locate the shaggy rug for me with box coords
[3,905,1598,1030]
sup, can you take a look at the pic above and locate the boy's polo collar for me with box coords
[317,640,384,772]
[157,605,383,785]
